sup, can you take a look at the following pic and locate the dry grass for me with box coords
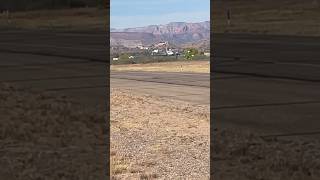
[110,151,158,180]
[0,8,107,31]
[110,152,130,175]
[111,60,210,73]
[213,0,320,36]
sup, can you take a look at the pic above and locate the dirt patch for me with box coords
[111,61,210,73]
[110,89,210,179]
[0,83,107,179]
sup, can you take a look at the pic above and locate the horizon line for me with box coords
[111,20,210,30]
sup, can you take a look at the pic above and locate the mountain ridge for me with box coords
[110,21,210,49]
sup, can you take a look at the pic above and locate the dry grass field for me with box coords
[111,60,210,73]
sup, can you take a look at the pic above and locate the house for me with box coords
[137,45,149,50]
[204,52,210,57]
[166,49,174,56]
[155,42,167,47]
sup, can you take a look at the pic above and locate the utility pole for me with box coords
[227,9,231,26]
[5,10,10,24]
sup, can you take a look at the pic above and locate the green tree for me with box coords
[184,48,198,60]
[119,53,129,60]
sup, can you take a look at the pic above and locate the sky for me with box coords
[111,0,210,29]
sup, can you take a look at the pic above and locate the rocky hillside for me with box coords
[110,21,210,48]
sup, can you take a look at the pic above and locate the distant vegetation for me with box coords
[184,48,199,60]
[0,0,106,11]
[111,53,209,65]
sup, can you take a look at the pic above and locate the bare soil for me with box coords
[111,61,210,73]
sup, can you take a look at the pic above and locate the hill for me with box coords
[110,21,210,49]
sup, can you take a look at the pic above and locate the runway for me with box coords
[0,30,108,110]
[213,33,320,81]
[0,30,210,109]
[111,71,210,105]
[0,30,107,62]
[1,30,320,138]
[213,33,320,138]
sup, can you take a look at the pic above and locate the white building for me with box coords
[137,45,149,50]
[166,50,174,56]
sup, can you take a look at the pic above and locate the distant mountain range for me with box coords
[110,21,210,49]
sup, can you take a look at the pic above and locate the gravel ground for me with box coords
[0,83,107,180]
[7,80,319,179]
[111,88,320,180]
[213,129,320,180]
[110,89,210,179]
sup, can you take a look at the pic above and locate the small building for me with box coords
[137,45,149,50]
[166,50,174,56]
[204,52,210,57]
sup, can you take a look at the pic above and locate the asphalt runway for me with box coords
[213,34,320,138]
[0,30,107,110]
[111,71,210,105]
[0,30,107,61]
[0,30,210,110]
[1,30,320,139]
[213,34,320,81]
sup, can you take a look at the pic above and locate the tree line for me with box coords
[0,0,106,11]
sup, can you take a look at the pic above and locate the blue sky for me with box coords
[111,0,210,29]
